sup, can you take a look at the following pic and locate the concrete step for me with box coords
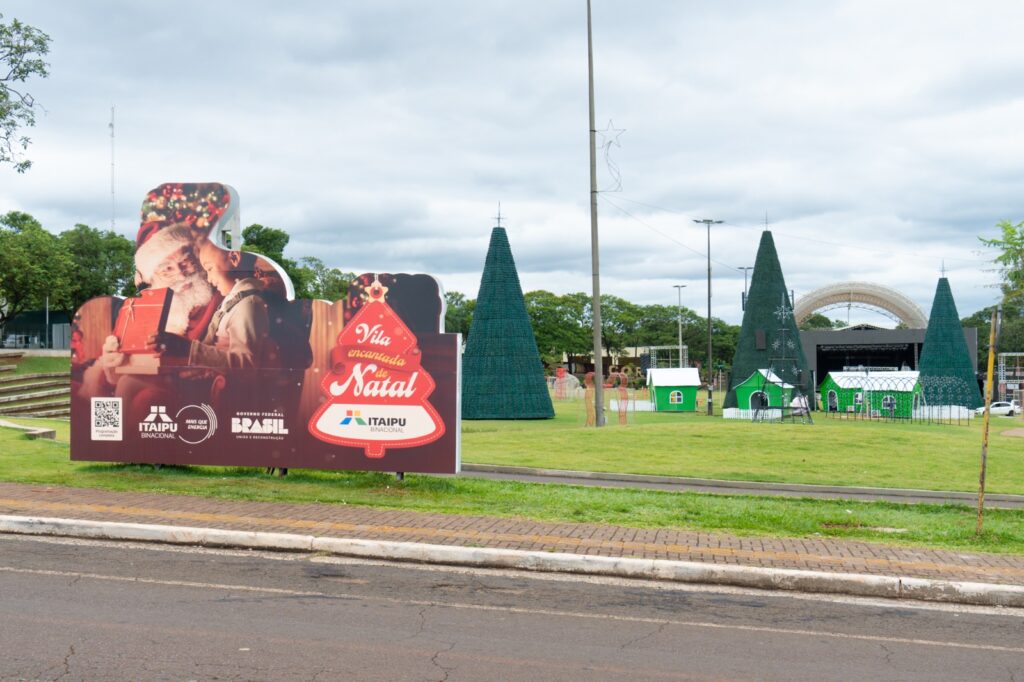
[0,351,25,366]
[0,372,70,385]
[0,399,70,416]
[0,387,70,405]
[0,366,13,374]
[11,408,69,419]
[0,379,69,397]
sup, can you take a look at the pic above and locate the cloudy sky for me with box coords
[1,1,1017,325]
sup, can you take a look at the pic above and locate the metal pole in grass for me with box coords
[673,284,686,368]
[694,218,722,415]
[586,0,604,427]
[977,306,1001,535]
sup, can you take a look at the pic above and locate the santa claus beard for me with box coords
[165,272,215,334]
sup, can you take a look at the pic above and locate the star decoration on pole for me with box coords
[596,119,625,192]
[596,119,625,148]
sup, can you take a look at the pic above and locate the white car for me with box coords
[975,400,1020,417]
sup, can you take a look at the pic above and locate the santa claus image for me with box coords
[78,222,224,401]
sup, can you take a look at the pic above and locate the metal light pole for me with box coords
[694,218,722,415]
[673,285,686,368]
[738,266,753,310]
[586,0,604,427]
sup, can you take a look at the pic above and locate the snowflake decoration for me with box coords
[786,338,795,350]
[771,339,781,350]
[774,303,792,322]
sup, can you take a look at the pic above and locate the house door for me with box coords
[750,391,768,409]
[827,390,838,412]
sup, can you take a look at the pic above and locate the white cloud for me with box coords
[1,0,1014,327]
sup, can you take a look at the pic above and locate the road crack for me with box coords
[52,644,75,681]
[619,622,668,650]
[428,641,456,682]
[878,642,895,668]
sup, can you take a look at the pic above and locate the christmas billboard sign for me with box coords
[70,183,461,474]
[309,277,444,457]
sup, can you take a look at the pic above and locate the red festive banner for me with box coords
[308,278,444,458]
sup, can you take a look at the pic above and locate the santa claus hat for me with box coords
[134,222,196,282]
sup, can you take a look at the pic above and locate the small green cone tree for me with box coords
[462,227,554,419]
[918,278,983,408]
[725,231,810,409]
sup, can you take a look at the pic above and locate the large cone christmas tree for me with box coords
[918,277,982,409]
[725,231,810,409]
[462,227,554,419]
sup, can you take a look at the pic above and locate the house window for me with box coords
[669,390,683,404]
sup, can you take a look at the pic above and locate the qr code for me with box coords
[91,397,123,441]
[93,399,120,428]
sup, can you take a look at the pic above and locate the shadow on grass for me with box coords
[75,462,465,494]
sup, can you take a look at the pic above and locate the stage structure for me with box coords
[793,282,928,329]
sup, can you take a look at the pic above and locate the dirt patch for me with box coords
[1002,428,1024,438]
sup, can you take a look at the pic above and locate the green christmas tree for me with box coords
[462,227,554,419]
[918,278,982,409]
[725,231,810,409]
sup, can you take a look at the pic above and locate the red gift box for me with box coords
[113,287,174,354]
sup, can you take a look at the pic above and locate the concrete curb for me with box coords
[3,515,1023,608]
[0,418,56,440]
[462,463,1024,506]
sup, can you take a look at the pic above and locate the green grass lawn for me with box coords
[462,398,1024,494]
[1,416,1023,555]
[8,356,71,375]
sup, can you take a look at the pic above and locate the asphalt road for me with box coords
[2,534,1023,681]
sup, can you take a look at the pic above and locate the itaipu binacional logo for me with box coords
[339,408,408,432]
[139,404,216,444]
[308,277,444,458]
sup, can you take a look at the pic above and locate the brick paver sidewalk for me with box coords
[1,482,1022,586]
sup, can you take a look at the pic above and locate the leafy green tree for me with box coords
[800,312,844,330]
[630,301,679,346]
[298,256,353,301]
[980,219,1024,301]
[963,299,1024,367]
[1,14,50,173]
[0,211,72,329]
[240,224,290,261]
[521,291,594,367]
[58,224,135,314]
[599,294,643,355]
[240,223,311,298]
[443,290,475,338]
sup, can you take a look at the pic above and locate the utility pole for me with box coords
[586,0,604,426]
[109,106,116,231]
[694,218,722,415]
[738,266,753,310]
[673,284,686,368]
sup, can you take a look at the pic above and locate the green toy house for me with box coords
[733,369,794,410]
[647,368,701,412]
[820,371,922,418]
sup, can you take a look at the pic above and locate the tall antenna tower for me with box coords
[109,106,115,231]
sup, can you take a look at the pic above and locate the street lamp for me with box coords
[694,218,722,416]
[738,266,753,310]
[673,284,686,368]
